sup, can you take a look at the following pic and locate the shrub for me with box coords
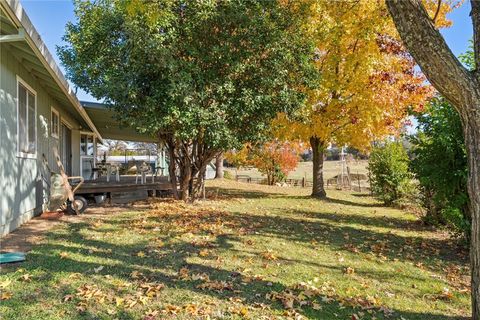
[368,142,413,205]
[410,97,469,239]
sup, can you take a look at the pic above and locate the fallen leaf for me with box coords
[94,266,104,273]
[162,304,181,315]
[439,287,453,300]
[63,294,73,302]
[261,250,278,261]
[345,267,355,275]
[198,249,209,257]
[1,292,13,300]
[143,309,159,320]
[312,303,322,310]
[0,279,12,288]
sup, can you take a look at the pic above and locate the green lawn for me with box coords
[0,180,471,319]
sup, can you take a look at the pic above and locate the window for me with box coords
[80,134,94,156]
[51,107,59,138]
[17,77,36,157]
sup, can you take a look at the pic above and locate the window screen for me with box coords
[17,82,36,156]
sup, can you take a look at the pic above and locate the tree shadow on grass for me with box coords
[285,194,382,208]
[208,183,467,262]
[206,185,290,199]
[209,184,381,208]
[291,208,428,232]
[242,210,466,264]
[0,200,470,320]
[1,219,469,320]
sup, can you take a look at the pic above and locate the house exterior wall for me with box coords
[0,44,86,236]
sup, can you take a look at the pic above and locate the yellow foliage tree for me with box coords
[274,0,450,197]
[225,146,251,177]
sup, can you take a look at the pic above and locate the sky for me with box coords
[20,0,474,103]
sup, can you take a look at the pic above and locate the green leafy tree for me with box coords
[368,141,413,205]
[410,97,469,239]
[58,0,314,201]
[459,39,475,70]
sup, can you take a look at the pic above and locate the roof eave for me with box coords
[0,0,103,142]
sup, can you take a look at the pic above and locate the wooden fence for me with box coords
[235,175,312,187]
[235,174,369,192]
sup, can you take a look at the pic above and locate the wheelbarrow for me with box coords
[48,172,87,214]
[43,150,88,214]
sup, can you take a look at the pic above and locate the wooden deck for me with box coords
[72,176,173,203]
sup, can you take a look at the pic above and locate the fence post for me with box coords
[302,177,305,188]
[357,171,361,192]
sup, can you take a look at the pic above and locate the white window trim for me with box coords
[80,132,96,157]
[79,132,97,179]
[16,75,37,159]
[51,106,60,139]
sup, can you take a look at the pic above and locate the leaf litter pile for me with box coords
[0,180,472,319]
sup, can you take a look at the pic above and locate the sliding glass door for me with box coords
[59,123,72,175]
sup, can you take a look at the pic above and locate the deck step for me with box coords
[110,190,148,204]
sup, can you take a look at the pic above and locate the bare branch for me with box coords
[432,0,442,23]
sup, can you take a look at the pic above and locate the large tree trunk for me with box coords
[465,106,480,318]
[215,153,224,179]
[163,135,216,202]
[310,136,326,198]
[385,0,480,317]
[165,136,179,200]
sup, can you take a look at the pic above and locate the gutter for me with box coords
[0,0,103,142]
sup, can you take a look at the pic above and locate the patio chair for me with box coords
[135,161,153,184]
[89,159,103,180]
[105,163,120,182]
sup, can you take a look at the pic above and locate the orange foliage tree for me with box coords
[274,0,445,198]
[250,141,302,185]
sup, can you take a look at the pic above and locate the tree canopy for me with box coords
[59,0,315,200]
[273,0,434,197]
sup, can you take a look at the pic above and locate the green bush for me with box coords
[410,97,469,239]
[368,142,414,205]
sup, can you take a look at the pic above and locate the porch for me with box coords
[73,101,173,204]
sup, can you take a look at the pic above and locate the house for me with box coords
[0,0,162,236]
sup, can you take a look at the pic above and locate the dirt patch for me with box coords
[0,205,130,254]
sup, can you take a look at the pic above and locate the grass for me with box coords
[0,180,471,320]
[226,160,369,180]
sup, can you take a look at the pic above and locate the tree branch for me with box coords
[432,0,442,23]
[472,0,480,72]
[386,0,473,108]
